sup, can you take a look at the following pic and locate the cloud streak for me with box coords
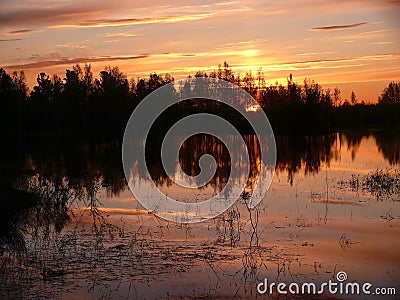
[5,51,399,73]
[8,29,34,34]
[310,22,368,31]
[0,38,22,42]
[262,53,400,72]
[57,44,88,49]
[5,54,149,69]
[0,5,104,27]
[49,13,214,28]
[105,32,143,38]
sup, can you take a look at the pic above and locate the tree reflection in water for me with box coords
[0,130,399,298]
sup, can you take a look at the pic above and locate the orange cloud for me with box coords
[273,53,400,68]
[49,13,214,28]
[5,54,149,69]
[105,32,143,38]
[57,44,88,49]
[0,5,104,27]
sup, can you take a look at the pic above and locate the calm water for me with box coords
[0,131,399,299]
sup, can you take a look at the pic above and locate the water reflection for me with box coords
[143,133,265,192]
[0,130,399,298]
[12,131,400,196]
[275,134,339,185]
[374,131,400,164]
[1,131,398,249]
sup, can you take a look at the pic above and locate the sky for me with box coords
[0,0,399,103]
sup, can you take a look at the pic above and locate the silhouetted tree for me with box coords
[303,79,321,107]
[28,72,60,131]
[0,68,28,134]
[1,62,399,137]
[222,61,235,83]
[351,91,357,105]
[379,82,400,105]
[333,87,341,107]
[243,71,256,97]
[93,66,130,130]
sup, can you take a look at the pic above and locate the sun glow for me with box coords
[245,104,261,112]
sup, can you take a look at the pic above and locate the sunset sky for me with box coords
[0,0,399,102]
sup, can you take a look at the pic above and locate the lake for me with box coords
[0,130,399,299]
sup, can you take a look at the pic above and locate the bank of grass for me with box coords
[345,169,400,201]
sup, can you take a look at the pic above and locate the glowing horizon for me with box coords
[0,0,399,102]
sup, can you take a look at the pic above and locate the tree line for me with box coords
[0,62,399,137]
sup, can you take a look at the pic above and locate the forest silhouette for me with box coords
[1,62,399,255]
[0,61,399,138]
